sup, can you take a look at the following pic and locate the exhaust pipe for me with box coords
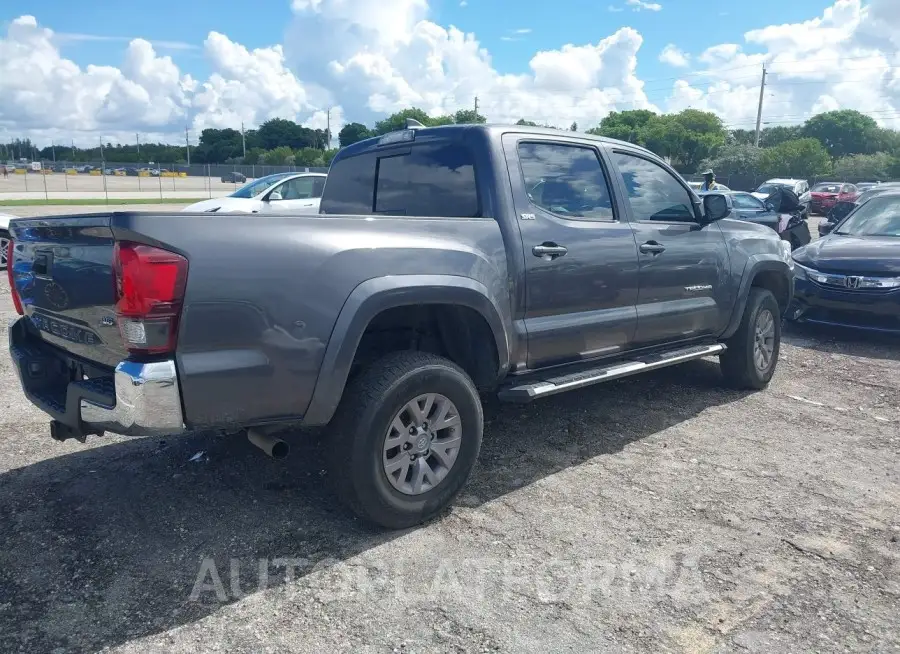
[247,429,290,460]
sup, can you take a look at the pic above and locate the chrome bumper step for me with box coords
[498,343,726,403]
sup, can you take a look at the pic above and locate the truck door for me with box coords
[607,148,731,347]
[501,134,640,370]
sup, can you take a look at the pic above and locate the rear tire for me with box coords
[327,351,483,529]
[0,229,10,271]
[720,288,781,390]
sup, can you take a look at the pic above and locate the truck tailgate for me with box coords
[9,213,128,368]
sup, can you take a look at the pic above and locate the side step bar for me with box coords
[498,343,726,403]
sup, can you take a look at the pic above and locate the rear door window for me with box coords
[321,142,479,217]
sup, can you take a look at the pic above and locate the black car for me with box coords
[125,167,140,176]
[221,171,247,183]
[790,191,900,333]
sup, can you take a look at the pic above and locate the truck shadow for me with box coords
[0,359,745,652]
[783,323,900,362]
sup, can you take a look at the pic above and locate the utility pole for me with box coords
[185,127,190,165]
[474,96,479,116]
[51,141,56,162]
[326,108,331,149]
[99,136,105,164]
[136,133,140,160]
[241,122,246,159]
[754,64,767,148]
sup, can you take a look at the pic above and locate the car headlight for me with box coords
[779,240,794,271]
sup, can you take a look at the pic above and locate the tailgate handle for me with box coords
[33,252,50,276]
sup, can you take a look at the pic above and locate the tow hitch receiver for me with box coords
[50,420,104,444]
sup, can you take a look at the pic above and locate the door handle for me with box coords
[532,243,568,259]
[639,241,666,255]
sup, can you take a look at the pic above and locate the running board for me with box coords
[498,343,726,403]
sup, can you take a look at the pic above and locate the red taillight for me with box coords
[113,241,188,355]
[7,239,23,315]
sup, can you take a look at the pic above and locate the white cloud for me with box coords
[626,0,662,11]
[659,44,689,67]
[54,32,197,51]
[3,0,900,147]
[665,0,900,130]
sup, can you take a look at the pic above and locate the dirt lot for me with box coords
[0,209,898,653]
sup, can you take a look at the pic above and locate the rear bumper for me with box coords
[9,317,185,437]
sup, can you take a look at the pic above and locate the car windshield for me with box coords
[755,184,780,194]
[813,183,841,193]
[835,196,900,237]
[229,173,292,199]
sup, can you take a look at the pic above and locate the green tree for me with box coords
[801,110,879,160]
[257,118,322,150]
[454,109,487,124]
[373,108,453,135]
[587,109,657,144]
[700,144,763,178]
[832,152,898,181]
[516,119,539,126]
[668,109,727,172]
[760,125,802,148]
[338,122,373,147]
[295,147,325,166]
[570,122,578,132]
[759,138,831,179]
[263,145,295,166]
[641,115,688,162]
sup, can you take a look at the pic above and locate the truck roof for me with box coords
[336,123,658,160]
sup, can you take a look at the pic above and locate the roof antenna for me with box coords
[405,118,426,129]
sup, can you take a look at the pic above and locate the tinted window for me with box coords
[319,152,376,214]
[312,176,326,198]
[612,152,695,222]
[321,143,478,217]
[813,183,841,193]
[373,144,478,217]
[733,193,764,210]
[517,142,614,221]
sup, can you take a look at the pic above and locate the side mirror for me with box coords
[268,190,283,202]
[702,193,730,223]
[819,221,835,235]
[765,201,775,212]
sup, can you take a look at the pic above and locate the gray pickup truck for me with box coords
[6,124,793,528]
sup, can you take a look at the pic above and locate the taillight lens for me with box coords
[113,241,188,355]
[7,239,23,315]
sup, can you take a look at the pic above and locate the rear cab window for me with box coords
[321,134,480,217]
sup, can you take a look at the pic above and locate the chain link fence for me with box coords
[1,160,329,201]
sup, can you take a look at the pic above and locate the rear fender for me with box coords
[302,275,511,426]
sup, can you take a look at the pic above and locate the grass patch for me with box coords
[0,198,208,207]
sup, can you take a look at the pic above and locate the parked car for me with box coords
[688,180,730,192]
[752,179,811,217]
[707,190,811,250]
[810,182,858,215]
[221,171,247,183]
[855,182,880,192]
[149,168,161,176]
[790,190,900,333]
[0,212,13,270]
[6,124,793,529]
[820,182,900,236]
[183,172,326,214]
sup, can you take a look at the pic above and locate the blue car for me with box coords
[789,191,900,333]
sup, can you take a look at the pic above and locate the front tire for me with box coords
[720,288,781,390]
[327,351,483,529]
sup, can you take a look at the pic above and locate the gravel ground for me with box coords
[0,210,898,653]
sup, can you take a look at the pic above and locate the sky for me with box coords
[1,0,899,147]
